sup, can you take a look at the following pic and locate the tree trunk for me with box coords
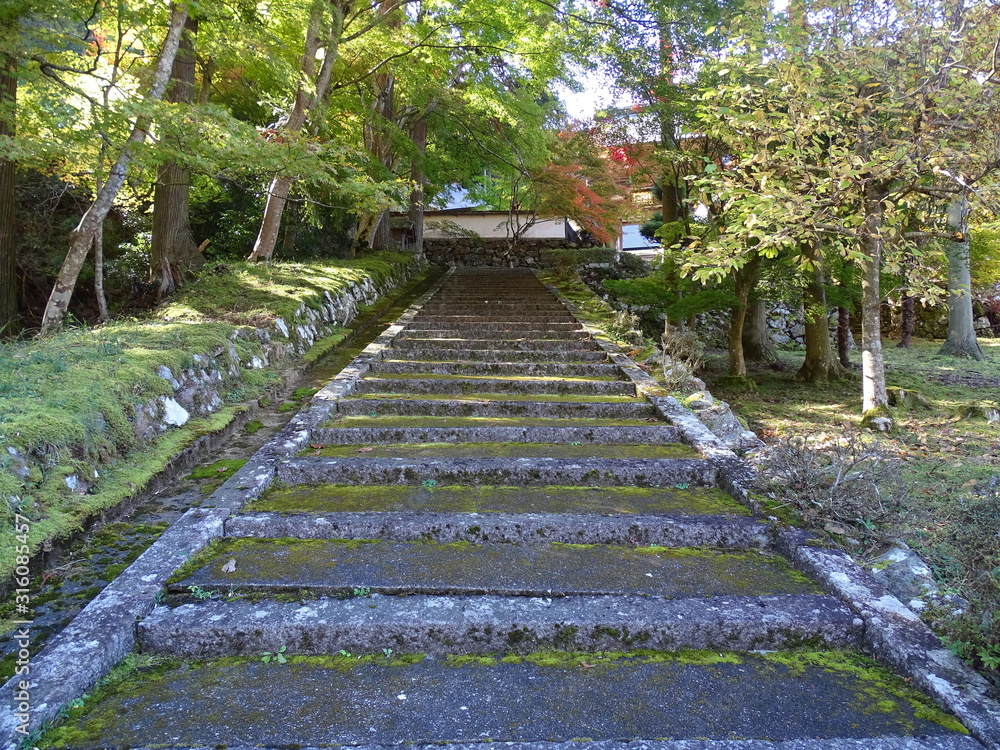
[370,211,394,251]
[408,116,427,256]
[248,1,346,262]
[899,293,914,347]
[40,4,189,332]
[150,16,201,295]
[797,239,844,382]
[727,257,761,377]
[859,189,889,415]
[837,306,851,368]
[0,18,16,335]
[742,298,774,362]
[938,193,984,360]
[93,226,109,321]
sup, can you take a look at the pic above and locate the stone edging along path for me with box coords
[3,266,1000,750]
[0,269,456,748]
[544,278,1000,749]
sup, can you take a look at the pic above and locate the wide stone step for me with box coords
[226,511,769,548]
[246,483,750,517]
[138,593,862,657]
[408,313,580,328]
[371,360,622,378]
[392,348,609,362]
[404,320,584,331]
[399,328,592,340]
[175,538,819,598]
[276,456,715,487]
[303,443,698,460]
[51,652,972,749]
[392,338,600,352]
[351,376,635,397]
[336,397,649,418]
[310,424,681,445]
[420,303,570,313]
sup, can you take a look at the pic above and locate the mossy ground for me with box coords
[704,341,1000,674]
[300,442,699,460]
[0,254,416,582]
[246,483,747,516]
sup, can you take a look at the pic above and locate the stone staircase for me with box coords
[14,268,1000,749]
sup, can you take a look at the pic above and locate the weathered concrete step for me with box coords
[227,512,767,548]
[336,397,650,418]
[247,484,750,517]
[139,593,862,657]
[404,320,584,331]
[352,376,635,397]
[399,328,591,340]
[177,538,819,598]
[51,652,971,747]
[304,443,699,460]
[411,315,577,324]
[391,348,610,363]
[392,338,600,352]
[310,425,682,445]
[277,456,715,488]
[371,360,622,378]
[420,302,570,312]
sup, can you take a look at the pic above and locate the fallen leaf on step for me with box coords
[357,447,374,453]
[221,558,237,573]
[216,467,228,473]
[310,443,325,449]
[824,522,847,535]
[580,662,596,669]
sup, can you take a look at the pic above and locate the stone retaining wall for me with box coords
[423,238,576,267]
[3,260,421,512]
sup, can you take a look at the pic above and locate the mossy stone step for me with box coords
[301,442,698,460]
[246,483,749,516]
[371,360,622,378]
[310,425,683,445]
[276,455,715,488]
[394,348,610,363]
[404,320,584,331]
[320,415,658,428]
[392,338,601,352]
[176,538,820,598]
[351,376,635,397]
[138,594,863,657]
[45,653,970,748]
[336,396,651,419]
[411,315,578,324]
[400,328,592,340]
[226,510,769,548]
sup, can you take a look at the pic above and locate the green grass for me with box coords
[0,253,416,581]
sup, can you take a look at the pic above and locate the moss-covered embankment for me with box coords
[0,253,422,582]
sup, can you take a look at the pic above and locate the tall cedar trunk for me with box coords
[742,298,774,362]
[727,256,761,377]
[364,0,401,252]
[837,307,851,367]
[899,293,914,347]
[859,188,888,414]
[248,1,345,261]
[0,18,16,334]
[40,5,189,332]
[409,116,427,255]
[797,239,844,382]
[938,193,984,360]
[151,16,201,295]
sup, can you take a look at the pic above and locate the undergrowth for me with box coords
[0,253,414,581]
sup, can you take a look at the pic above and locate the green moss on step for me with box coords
[348,393,642,403]
[320,415,654,429]
[300,442,699,460]
[246,483,747,516]
[185,459,247,481]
